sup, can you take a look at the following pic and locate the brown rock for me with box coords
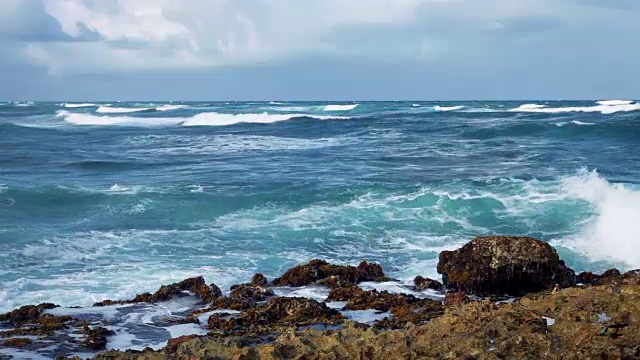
[437,236,576,296]
[81,325,116,350]
[208,297,343,334]
[94,276,222,306]
[272,259,384,287]
[251,273,268,286]
[0,303,58,325]
[1,338,32,348]
[229,284,274,302]
[413,275,444,292]
[444,292,470,307]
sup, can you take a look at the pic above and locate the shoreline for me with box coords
[1,236,638,359]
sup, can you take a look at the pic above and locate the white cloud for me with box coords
[12,0,640,74]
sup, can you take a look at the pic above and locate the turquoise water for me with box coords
[1,100,639,311]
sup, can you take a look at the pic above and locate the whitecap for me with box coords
[57,110,183,127]
[63,103,98,108]
[434,105,465,111]
[156,104,189,111]
[596,100,633,106]
[323,104,359,111]
[555,120,596,127]
[181,112,346,126]
[510,102,639,114]
[96,106,152,114]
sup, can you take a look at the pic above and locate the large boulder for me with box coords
[437,236,576,296]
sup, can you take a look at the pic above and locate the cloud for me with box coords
[5,0,640,75]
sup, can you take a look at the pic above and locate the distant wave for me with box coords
[182,112,347,126]
[596,100,633,106]
[509,102,640,114]
[323,104,359,111]
[156,104,190,111]
[96,106,152,114]
[63,103,98,108]
[434,105,465,112]
[56,110,348,127]
[555,120,596,127]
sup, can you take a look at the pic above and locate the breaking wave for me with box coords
[96,106,152,114]
[510,102,640,114]
[324,104,359,111]
[434,105,465,111]
[63,103,98,108]
[55,110,348,127]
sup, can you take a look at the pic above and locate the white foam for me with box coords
[341,310,391,324]
[412,104,421,107]
[561,169,640,269]
[273,286,330,302]
[156,104,189,111]
[57,110,183,127]
[96,106,152,113]
[597,100,633,106]
[434,105,465,111]
[182,112,344,126]
[555,120,596,127]
[63,103,98,108]
[515,104,548,110]
[510,102,640,114]
[323,104,359,111]
[165,323,208,338]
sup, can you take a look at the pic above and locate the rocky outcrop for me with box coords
[81,326,116,350]
[0,303,58,325]
[437,236,576,296]
[578,269,640,286]
[208,297,343,335]
[251,273,268,287]
[94,276,222,306]
[413,275,444,291]
[272,259,385,287]
[87,284,640,360]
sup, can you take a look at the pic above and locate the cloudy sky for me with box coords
[1,0,639,100]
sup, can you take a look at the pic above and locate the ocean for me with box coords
[1,100,639,315]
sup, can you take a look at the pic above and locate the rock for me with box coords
[251,273,268,287]
[0,303,58,325]
[577,271,600,285]
[437,236,576,296]
[94,276,221,306]
[229,284,274,302]
[208,297,343,335]
[1,338,32,348]
[81,325,115,350]
[413,276,444,292]
[272,259,384,287]
[444,292,470,307]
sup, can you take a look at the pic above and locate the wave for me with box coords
[561,169,640,269]
[510,102,640,114]
[57,110,183,126]
[156,104,190,111]
[323,104,359,111]
[434,105,465,112]
[182,112,346,126]
[63,103,98,108]
[555,120,596,127]
[596,100,633,106]
[56,110,348,127]
[96,106,152,114]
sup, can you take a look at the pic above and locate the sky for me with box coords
[1,0,639,101]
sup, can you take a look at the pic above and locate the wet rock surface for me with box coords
[80,284,640,360]
[438,236,576,296]
[7,238,640,359]
[207,297,343,335]
[93,276,222,306]
[272,259,385,287]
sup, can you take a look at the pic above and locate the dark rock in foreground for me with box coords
[438,236,576,296]
[208,297,343,335]
[93,276,222,306]
[413,275,444,292]
[272,259,384,287]
[89,283,640,360]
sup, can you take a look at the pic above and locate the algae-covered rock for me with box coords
[208,297,343,335]
[94,276,222,306]
[438,236,576,296]
[272,259,384,287]
[413,275,444,292]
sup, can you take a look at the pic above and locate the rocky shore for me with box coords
[1,236,639,359]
